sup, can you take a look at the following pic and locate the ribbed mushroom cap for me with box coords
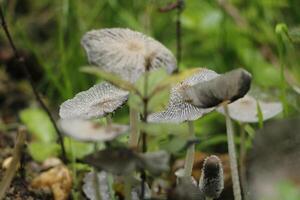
[217,95,282,123]
[58,119,128,142]
[81,28,177,82]
[148,68,218,123]
[182,68,252,108]
[59,82,129,120]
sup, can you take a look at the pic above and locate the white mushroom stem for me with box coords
[93,143,102,200]
[239,123,249,200]
[129,107,139,148]
[106,115,112,126]
[223,103,242,200]
[183,120,195,177]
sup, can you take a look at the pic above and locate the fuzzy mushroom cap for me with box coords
[58,119,129,142]
[217,95,283,123]
[148,68,218,123]
[199,155,224,199]
[81,28,177,82]
[59,82,129,120]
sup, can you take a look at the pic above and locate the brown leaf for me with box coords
[31,165,72,200]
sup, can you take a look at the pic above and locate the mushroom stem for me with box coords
[129,108,139,148]
[183,120,195,177]
[93,143,102,200]
[223,103,242,200]
[239,123,249,200]
[105,115,112,126]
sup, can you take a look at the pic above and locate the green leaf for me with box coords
[139,122,187,136]
[159,136,188,154]
[28,142,60,162]
[148,86,170,112]
[256,101,264,128]
[20,108,57,143]
[64,137,95,159]
[80,66,137,93]
[288,26,300,43]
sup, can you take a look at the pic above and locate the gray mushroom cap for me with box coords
[148,68,219,123]
[59,82,129,120]
[182,68,252,108]
[58,119,129,142]
[217,95,283,123]
[81,28,177,82]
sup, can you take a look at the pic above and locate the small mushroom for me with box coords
[182,68,252,200]
[199,155,224,199]
[83,147,170,176]
[217,95,283,123]
[217,95,282,199]
[148,68,219,178]
[81,28,177,83]
[148,68,219,123]
[58,119,129,142]
[59,82,129,120]
[181,68,252,108]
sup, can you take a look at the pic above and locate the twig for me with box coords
[0,127,26,200]
[159,0,185,73]
[0,6,67,163]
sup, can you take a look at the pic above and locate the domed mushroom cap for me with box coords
[182,68,252,108]
[58,119,129,142]
[81,28,177,82]
[217,95,283,123]
[59,82,129,120]
[148,68,218,123]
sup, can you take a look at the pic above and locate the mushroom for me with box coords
[81,28,177,149]
[58,118,129,142]
[217,95,282,199]
[181,68,252,200]
[59,82,128,120]
[148,68,219,177]
[81,28,177,83]
[83,147,170,176]
[199,155,224,200]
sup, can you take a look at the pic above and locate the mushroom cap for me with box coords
[182,68,252,108]
[199,155,224,199]
[59,82,129,120]
[148,68,218,123]
[81,28,177,82]
[217,95,283,123]
[58,119,129,142]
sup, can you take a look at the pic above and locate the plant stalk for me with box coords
[93,143,102,200]
[239,123,249,200]
[223,103,242,200]
[0,6,67,163]
[183,120,195,177]
[0,127,26,200]
[129,108,139,148]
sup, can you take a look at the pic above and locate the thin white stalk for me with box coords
[129,107,139,148]
[224,103,242,200]
[93,143,102,200]
[239,123,249,200]
[105,115,112,126]
[183,120,195,177]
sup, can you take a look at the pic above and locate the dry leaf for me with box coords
[31,165,72,200]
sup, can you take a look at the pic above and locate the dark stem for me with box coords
[175,0,184,72]
[0,6,67,163]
